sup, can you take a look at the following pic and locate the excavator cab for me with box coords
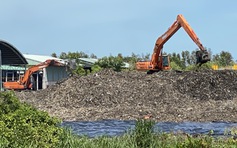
[162,55,170,69]
[196,50,210,64]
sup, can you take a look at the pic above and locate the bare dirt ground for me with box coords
[15,69,237,122]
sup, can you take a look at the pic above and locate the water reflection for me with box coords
[61,120,237,138]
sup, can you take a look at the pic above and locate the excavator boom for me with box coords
[177,15,205,51]
[136,14,210,73]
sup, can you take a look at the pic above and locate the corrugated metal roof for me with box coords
[25,59,41,65]
[79,58,130,68]
[79,58,98,64]
[23,54,66,65]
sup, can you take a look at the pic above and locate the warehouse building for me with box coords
[0,40,28,90]
[0,40,68,90]
[1,40,130,90]
[23,54,68,90]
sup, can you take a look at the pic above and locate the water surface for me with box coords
[62,120,237,138]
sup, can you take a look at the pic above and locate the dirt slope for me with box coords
[15,69,237,122]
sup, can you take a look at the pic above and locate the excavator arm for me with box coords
[177,15,205,51]
[136,14,210,73]
[177,15,210,64]
[3,59,64,90]
[151,17,181,70]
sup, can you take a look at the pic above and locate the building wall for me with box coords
[43,66,68,89]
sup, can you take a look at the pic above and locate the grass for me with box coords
[1,118,237,148]
[55,119,237,148]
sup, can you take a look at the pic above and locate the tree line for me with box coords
[51,48,235,75]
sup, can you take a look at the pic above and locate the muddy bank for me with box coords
[15,69,237,122]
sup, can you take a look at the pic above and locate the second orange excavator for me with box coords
[3,59,65,90]
[136,14,210,74]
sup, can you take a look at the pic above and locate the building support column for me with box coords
[36,71,39,90]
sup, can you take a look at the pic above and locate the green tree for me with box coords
[51,52,57,58]
[190,50,197,65]
[0,92,63,147]
[59,51,90,59]
[122,53,141,70]
[141,53,150,61]
[67,52,79,59]
[96,56,125,72]
[181,51,186,69]
[67,51,89,59]
[90,53,97,59]
[117,53,123,59]
[170,61,182,71]
[59,52,67,59]
[169,52,184,70]
[177,53,181,61]
[213,51,233,67]
[78,51,89,58]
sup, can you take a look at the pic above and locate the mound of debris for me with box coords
[15,69,237,122]
[175,70,237,100]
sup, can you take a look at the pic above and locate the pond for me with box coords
[61,120,237,138]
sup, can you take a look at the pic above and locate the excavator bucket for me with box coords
[196,50,210,64]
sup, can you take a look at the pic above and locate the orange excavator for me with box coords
[136,14,210,74]
[3,59,65,90]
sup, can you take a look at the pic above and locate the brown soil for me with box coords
[15,69,237,122]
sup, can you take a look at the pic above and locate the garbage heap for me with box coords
[15,69,237,122]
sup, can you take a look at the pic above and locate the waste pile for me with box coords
[175,70,237,100]
[15,69,237,122]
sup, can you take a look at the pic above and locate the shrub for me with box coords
[96,56,125,72]
[0,92,63,148]
[132,119,155,148]
[170,61,182,71]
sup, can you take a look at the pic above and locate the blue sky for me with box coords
[1,1,237,60]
